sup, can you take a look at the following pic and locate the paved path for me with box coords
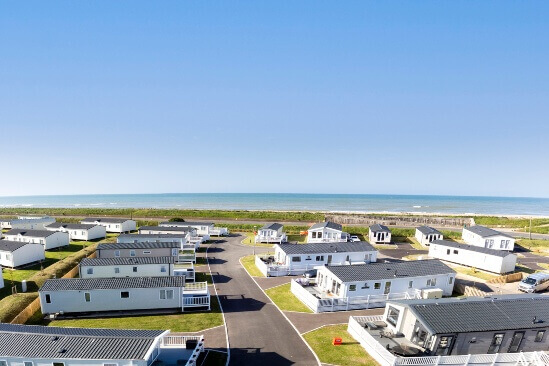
[284,308,384,334]
[205,235,318,366]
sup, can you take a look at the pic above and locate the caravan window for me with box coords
[86,268,93,275]
[292,256,301,262]
[349,285,356,291]
[386,306,400,327]
[488,333,505,353]
[120,291,130,298]
[0,361,8,366]
[24,362,33,366]
[535,330,545,342]
[316,255,324,261]
[84,293,91,302]
[45,294,51,303]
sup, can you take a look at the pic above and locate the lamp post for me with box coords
[253,225,257,256]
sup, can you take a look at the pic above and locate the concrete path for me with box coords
[205,235,318,366]
[284,308,384,334]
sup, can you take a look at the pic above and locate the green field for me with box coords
[516,239,549,256]
[264,283,313,313]
[303,324,378,366]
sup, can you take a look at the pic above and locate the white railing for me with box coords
[291,280,417,313]
[348,316,549,366]
[254,234,288,244]
[183,296,211,310]
[178,253,196,263]
[182,243,197,251]
[160,335,205,366]
[348,316,397,366]
[255,255,345,277]
[185,281,208,292]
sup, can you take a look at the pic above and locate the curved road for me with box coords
[207,235,318,366]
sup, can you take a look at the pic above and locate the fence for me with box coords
[348,316,549,366]
[454,283,490,297]
[10,250,97,325]
[290,280,416,313]
[488,272,523,284]
[160,335,205,366]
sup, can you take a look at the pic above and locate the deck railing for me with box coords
[183,296,211,310]
[159,335,205,366]
[291,280,417,313]
[255,255,349,277]
[254,234,288,244]
[348,316,549,366]
[185,281,208,292]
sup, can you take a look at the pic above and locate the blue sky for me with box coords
[1,1,548,197]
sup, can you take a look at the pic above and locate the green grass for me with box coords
[303,324,378,366]
[36,296,223,332]
[241,233,275,247]
[264,283,312,313]
[0,292,39,323]
[452,265,498,281]
[240,255,265,277]
[538,263,549,271]
[195,271,213,284]
[286,234,307,243]
[517,239,549,256]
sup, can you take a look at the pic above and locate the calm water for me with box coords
[0,193,548,216]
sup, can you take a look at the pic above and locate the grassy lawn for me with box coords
[403,254,430,261]
[303,324,378,366]
[0,292,39,323]
[40,296,223,332]
[286,234,307,243]
[264,283,312,313]
[240,255,265,277]
[517,239,549,256]
[538,263,549,271]
[408,237,425,250]
[195,271,213,284]
[451,265,498,281]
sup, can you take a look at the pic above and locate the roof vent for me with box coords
[58,348,66,354]
[51,336,59,341]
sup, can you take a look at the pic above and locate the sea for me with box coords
[0,193,548,216]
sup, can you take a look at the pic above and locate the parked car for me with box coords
[350,235,360,242]
[518,272,549,293]
[303,269,318,278]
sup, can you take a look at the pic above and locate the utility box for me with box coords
[422,288,443,299]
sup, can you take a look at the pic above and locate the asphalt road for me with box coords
[206,235,318,366]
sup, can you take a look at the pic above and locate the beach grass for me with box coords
[303,324,378,366]
[264,283,313,313]
[517,239,549,256]
[451,265,499,281]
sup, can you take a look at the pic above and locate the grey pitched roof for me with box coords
[369,224,390,232]
[392,295,549,334]
[309,221,342,231]
[139,225,193,232]
[118,233,187,240]
[81,217,134,224]
[465,225,512,238]
[416,226,442,235]
[97,242,181,250]
[0,323,164,360]
[80,256,175,267]
[277,242,376,255]
[40,276,187,291]
[4,229,58,238]
[0,240,36,252]
[325,259,455,283]
[46,223,99,230]
[160,221,213,226]
[431,240,512,257]
[261,223,283,230]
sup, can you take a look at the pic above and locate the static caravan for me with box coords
[79,256,176,278]
[369,224,392,244]
[46,223,106,241]
[39,276,210,315]
[415,226,443,246]
[255,223,287,244]
[378,295,549,356]
[96,242,181,258]
[315,259,455,299]
[462,225,515,251]
[3,229,69,250]
[0,240,45,268]
[0,323,205,366]
[160,221,214,237]
[0,218,13,229]
[307,222,349,243]
[139,225,197,237]
[275,242,378,268]
[117,233,187,245]
[10,216,56,230]
[81,218,137,233]
[429,240,517,274]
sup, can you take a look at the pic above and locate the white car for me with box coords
[350,235,360,242]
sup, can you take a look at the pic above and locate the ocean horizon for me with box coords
[0,193,548,216]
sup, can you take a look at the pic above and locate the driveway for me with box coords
[205,235,318,366]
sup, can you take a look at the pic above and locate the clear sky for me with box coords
[1,1,548,198]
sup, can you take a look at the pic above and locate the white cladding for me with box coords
[429,242,517,274]
[316,266,455,299]
[274,245,378,267]
[159,222,214,236]
[415,227,443,246]
[10,216,56,230]
[369,227,392,244]
[462,226,515,251]
[80,263,174,278]
[97,247,179,259]
[0,243,45,268]
[3,231,69,250]
[81,219,137,233]
[40,285,184,314]
[307,227,347,243]
[117,235,186,245]
[46,225,106,241]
